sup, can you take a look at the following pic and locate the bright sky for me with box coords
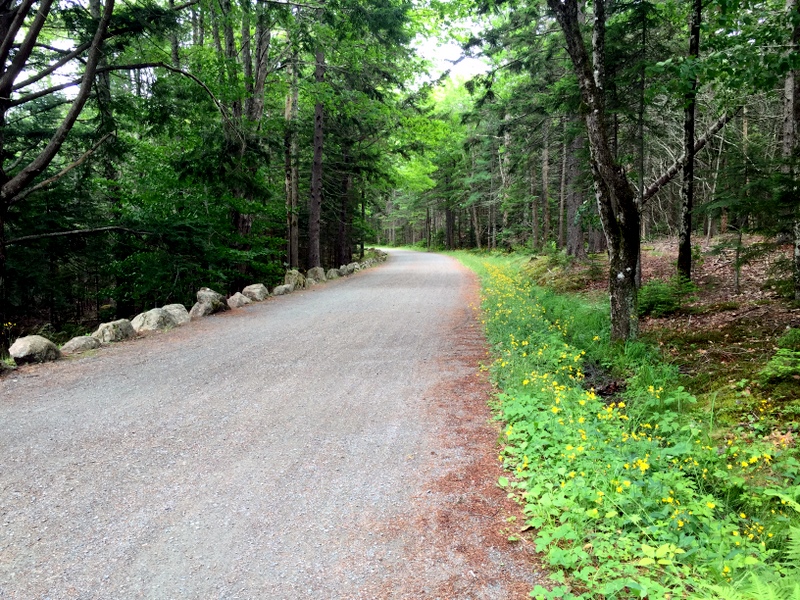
[414,35,490,83]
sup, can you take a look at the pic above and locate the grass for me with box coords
[450,250,800,600]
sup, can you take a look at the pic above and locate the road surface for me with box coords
[0,250,541,599]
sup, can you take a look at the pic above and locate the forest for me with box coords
[0,0,797,349]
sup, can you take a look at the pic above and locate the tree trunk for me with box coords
[470,149,481,250]
[308,50,325,269]
[566,123,586,258]
[531,157,539,248]
[360,187,365,259]
[168,0,180,66]
[783,0,800,299]
[471,203,482,250]
[548,0,640,340]
[558,119,567,248]
[336,150,353,266]
[541,118,551,246]
[285,53,299,268]
[445,206,455,250]
[677,0,701,280]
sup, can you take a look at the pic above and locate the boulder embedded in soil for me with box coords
[92,319,136,343]
[272,284,292,296]
[307,267,326,283]
[189,288,230,320]
[242,284,269,302]
[284,270,305,290]
[10,335,61,365]
[162,304,190,326]
[326,269,340,280]
[61,336,101,355]
[227,292,252,309]
[131,308,178,333]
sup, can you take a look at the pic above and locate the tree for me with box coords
[677,0,702,280]
[547,0,641,340]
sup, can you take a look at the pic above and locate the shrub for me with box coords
[778,328,800,352]
[639,275,698,318]
[760,348,800,383]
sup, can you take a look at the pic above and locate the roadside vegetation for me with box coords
[453,246,800,599]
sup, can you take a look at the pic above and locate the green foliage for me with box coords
[760,349,800,384]
[455,252,800,599]
[638,275,698,318]
[777,329,800,352]
[692,527,800,600]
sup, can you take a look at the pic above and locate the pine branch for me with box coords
[10,133,116,205]
[641,109,741,207]
[4,226,145,247]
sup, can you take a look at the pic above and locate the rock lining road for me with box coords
[0,249,543,599]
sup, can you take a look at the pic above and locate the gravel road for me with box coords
[0,250,542,599]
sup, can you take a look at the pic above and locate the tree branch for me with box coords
[0,0,56,96]
[5,226,144,247]
[12,41,92,92]
[641,108,741,206]
[10,133,115,205]
[10,62,236,136]
[1,0,115,203]
[0,0,36,74]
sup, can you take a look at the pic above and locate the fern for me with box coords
[787,526,800,562]
[692,528,800,600]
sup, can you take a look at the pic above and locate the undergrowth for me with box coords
[452,251,800,600]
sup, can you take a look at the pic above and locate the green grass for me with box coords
[450,251,800,600]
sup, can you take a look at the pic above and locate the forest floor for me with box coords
[575,233,800,444]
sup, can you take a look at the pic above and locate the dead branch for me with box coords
[641,108,741,207]
[5,226,145,247]
[11,132,115,204]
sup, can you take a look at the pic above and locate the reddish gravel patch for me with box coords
[361,263,547,599]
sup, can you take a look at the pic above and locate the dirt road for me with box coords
[0,250,542,599]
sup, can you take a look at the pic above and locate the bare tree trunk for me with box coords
[168,0,180,66]
[531,156,539,249]
[360,186,365,259]
[284,54,299,268]
[548,0,640,340]
[241,0,253,109]
[336,167,353,266]
[783,0,800,299]
[677,0,701,280]
[220,0,241,121]
[248,0,271,123]
[470,149,481,250]
[471,203,482,250]
[708,126,725,241]
[542,118,551,246]
[558,119,567,248]
[308,49,325,268]
[566,122,586,258]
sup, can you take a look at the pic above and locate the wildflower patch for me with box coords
[455,254,800,600]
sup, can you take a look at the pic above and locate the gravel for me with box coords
[0,250,541,599]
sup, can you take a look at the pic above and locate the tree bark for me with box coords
[168,0,181,66]
[248,0,271,123]
[677,0,701,280]
[285,52,299,268]
[782,0,800,299]
[566,121,586,258]
[548,0,640,340]
[308,49,325,268]
[541,117,551,245]
[531,156,539,248]
[558,119,567,248]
